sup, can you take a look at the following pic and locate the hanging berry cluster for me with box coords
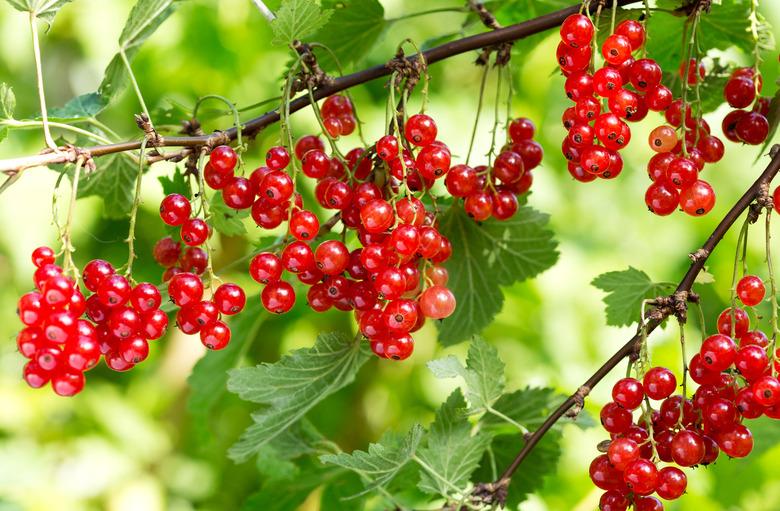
[444,117,541,221]
[590,266,780,511]
[245,104,461,361]
[559,15,649,182]
[722,67,771,145]
[17,250,169,396]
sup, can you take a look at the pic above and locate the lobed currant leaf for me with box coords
[428,337,505,413]
[99,0,184,103]
[592,266,676,327]
[186,303,265,436]
[319,424,424,495]
[0,82,15,119]
[313,0,386,70]
[241,462,346,511]
[158,169,190,197]
[270,0,333,46]
[416,389,491,496]
[227,332,370,461]
[76,153,138,218]
[46,92,108,121]
[5,0,72,22]
[437,204,558,345]
[208,194,250,237]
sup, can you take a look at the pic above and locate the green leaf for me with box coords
[437,205,558,345]
[592,267,676,327]
[186,302,265,423]
[98,0,184,103]
[209,195,249,237]
[474,431,562,507]
[158,170,190,197]
[5,0,72,22]
[416,389,490,496]
[271,0,333,46]
[427,337,505,413]
[77,155,138,219]
[241,463,345,511]
[314,0,386,70]
[320,424,424,494]
[0,83,15,119]
[227,332,370,462]
[47,93,108,120]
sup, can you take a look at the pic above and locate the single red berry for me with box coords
[615,19,646,50]
[679,58,705,85]
[118,336,149,364]
[31,246,55,268]
[180,218,210,246]
[634,496,664,511]
[289,210,320,241]
[623,459,658,495]
[180,247,208,275]
[404,114,437,147]
[200,320,231,350]
[419,285,456,319]
[612,377,644,410]
[266,146,290,170]
[602,34,632,65]
[51,370,85,397]
[645,84,673,111]
[209,145,237,173]
[589,454,623,491]
[737,275,765,306]
[160,194,192,226]
[222,176,256,210]
[281,241,315,274]
[645,180,679,216]
[679,180,715,216]
[214,283,246,315]
[153,237,181,268]
[600,402,632,434]
[508,117,535,142]
[376,135,399,161]
[261,281,296,314]
[97,274,131,307]
[560,14,593,48]
[642,367,677,400]
[752,374,780,406]
[607,437,640,471]
[167,272,204,307]
[598,490,629,511]
[249,252,283,283]
[717,307,749,337]
[464,191,494,221]
[258,171,294,206]
[294,135,324,160]
[204,162,231,189]
[314,240,350,276]
[717,423,753,458]
[142,309,168,340]
[724,76,757,108]
[492,188,519,220]
[360,199,395,233]
[108,307,141,339]
[735,111,769,145]
[373,267,406,300]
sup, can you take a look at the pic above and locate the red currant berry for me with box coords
[419,285,456,319]
[180,218,210,246]
[222,176,256,210]
[214,283,246,315]
[266,146,290,170]
[209,145,238,173]
[314,240,350,275]
[360,199,395,233]
[31,246,55,268]
[700,334,737,372]
[97,274,131,307]
[167,272,204,307]
[717,423,753,458]
[200,320,231,350]
[508,117,535,142]
[262,281,295,314]
[153,238,181,268]
[642,367,677,400]
[142,309,168,340]
[159,194,192,226]
[679,58,705,85]
[589,454,623,491]
[623,459,658,495]
[600,402,632,434]
[615,19,645,50]
[282,241,315,274]
[602,34,632,65]
[612,377,644,410]
[51,370,85,397]
[737,275,765,306]
[404,114,437,147]
[735,111,769,145]
[560,14,593,48]
[679,180,715,216]
[289,209,320,241]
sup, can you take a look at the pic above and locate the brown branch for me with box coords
[0,0,641,174]
[487,146,780,499]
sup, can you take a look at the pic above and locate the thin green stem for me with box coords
[28,13,57,151]
[730,217,751,337]
[466,65,490,166]
[610,0,618,34]
[194,94,244,153]
[486,65,503,166]
[765,209,779,374]
[124,138,147,280]
[119,49,151,120]
[388,7,467,23]
[59,157,83,279]
[487,406,529,434]
[678,13,700,157]
[0,119,113,145]
[196,148,220,293]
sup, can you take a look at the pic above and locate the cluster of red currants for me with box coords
[591,274,780,511]
[321,95,357,138]
[243,105,457,360]
[16,248,169,396]
[722,67,771,146]
[153,236,208,282]
[445,117,540,221]
[559,15,655,182]
[644,90,723,217]
[167,273,246,350]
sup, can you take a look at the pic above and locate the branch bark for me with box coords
[490,146,780,494]
[0,0,640,173]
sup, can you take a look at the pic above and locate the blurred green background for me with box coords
[0,0,779,510]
